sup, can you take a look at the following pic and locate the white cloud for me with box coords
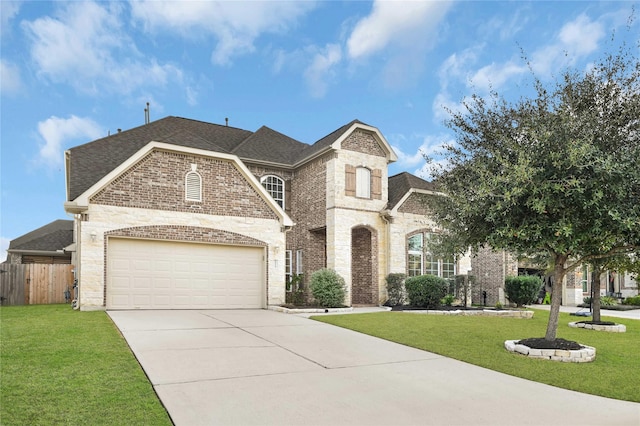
[0,236,9,262]
[468,61,526,92]
[0,60,23,95]
[22,1,182,96]
[129,0,316,66]
[390,132,453,171]
[37,115,102,166]
[347,0,452,60]
[530,14,605,76]
[1,1,21,35]
[304,44,342,98]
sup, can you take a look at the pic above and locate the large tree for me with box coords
[427,37,640,341]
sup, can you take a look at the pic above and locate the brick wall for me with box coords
[92,150,277,220]
[341,130,386,157]
[287,153,332,288]
[398,192,432,215]
[351,226,378,304]
[470,247,518,306]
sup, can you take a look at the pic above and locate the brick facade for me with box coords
[341,130,386,157]
[470,247,518,306]
[351,226,378,304]
[92,150,277,220]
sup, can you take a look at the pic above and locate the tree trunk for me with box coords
[545,254,568,341]
[592,269,603,323]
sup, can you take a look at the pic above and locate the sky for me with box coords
[1,0,637,261]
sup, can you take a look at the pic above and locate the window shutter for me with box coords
[185,171,202,202]
[345,165,356,196]
[285,180,292,215]
[372,169,382,200]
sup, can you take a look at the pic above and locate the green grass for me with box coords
[0,305,172,425]
[312,309,640,402]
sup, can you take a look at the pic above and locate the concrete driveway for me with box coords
[108,309,639,426]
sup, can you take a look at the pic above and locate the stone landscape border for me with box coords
[504,340,596,362]
[403,309,534,318]
[568,321,626,332]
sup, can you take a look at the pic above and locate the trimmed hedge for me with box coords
[622,295,640,306]
[504,275,543,307]
[309,268,347,307]
[404,275,448,309]
[385,273,406,306]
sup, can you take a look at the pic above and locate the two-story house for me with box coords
[64,116,470,310]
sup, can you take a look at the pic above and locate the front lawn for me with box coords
[0,305,171,425]
[313,309,640,402]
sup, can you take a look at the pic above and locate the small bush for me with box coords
[623,295,640,306]
[442,294,455,306]
[600,296,617,306]
[385,273,406,306]
[504,275,543,307]
[309,268,346,307]
[405,275,448,309]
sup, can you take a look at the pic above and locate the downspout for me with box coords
[379,210,393,304]
[74,214,81,310]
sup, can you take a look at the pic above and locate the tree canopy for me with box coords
[427,36,640,340]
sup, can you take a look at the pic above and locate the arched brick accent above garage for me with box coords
[104,225,267,246]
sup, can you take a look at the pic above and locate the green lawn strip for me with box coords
[312,310,640,402]
[1,305,172,426]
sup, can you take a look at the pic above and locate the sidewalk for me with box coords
[527,304,640,320]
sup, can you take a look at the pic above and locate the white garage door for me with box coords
[107,238,264,309]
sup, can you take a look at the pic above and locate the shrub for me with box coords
[442,294,455,306]
[504,275,543,307]
[404,275,448,309]
[385,273,406,306]
[600,296,617,306]
[309,268,346,308]
[623,295,640,306]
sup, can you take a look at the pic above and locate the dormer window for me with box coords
[261,175,284,209]
[185,164,202,202]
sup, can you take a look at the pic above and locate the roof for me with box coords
[387,172,436,209]
[67,117,253,200]
[8,220,74,253]
[66,116,382,202]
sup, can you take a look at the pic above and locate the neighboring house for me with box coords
[6,220,73,264]
[64,116,470,310]
[471,250,638,306]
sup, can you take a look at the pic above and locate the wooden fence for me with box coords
[0,264,74,306]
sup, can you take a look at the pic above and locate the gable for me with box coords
[397,192,433,215]
[341,129,386,157]
[90,150,279,220]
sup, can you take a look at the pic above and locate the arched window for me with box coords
[261,175,284,209]
[185,164,202,202]
[356,167,371,198]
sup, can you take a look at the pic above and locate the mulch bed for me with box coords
[576,320,616,326]
[517,337,583,350]
[390,305,486,311]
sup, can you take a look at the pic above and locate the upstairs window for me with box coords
[185,164,202,202]
[261,175,284,209]
[356,167,371,198]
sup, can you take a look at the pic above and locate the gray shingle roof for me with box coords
[67,116,371,201]
[388,172,436,210]
[232,126,307,165]
[8,220,73,252]
[67,116,252,200]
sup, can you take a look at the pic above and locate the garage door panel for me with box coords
[107,239,264,309]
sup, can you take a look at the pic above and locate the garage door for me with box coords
[107,238,264,309]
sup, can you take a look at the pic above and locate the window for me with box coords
[296,250,303,275]
[261,175,284,209]
[185,164,202,202]
[407,232,455,278]
[356,167,371,198]
[581,264,590,292]
[285,250,292,284]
